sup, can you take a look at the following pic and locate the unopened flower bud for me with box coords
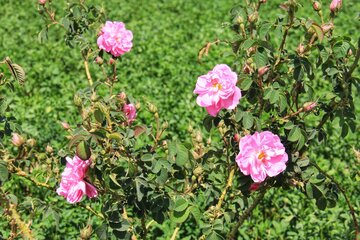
[135,102,141,110]
[109,58,116,65]
[118,92,126,100]
[187,125,193,133]
[258,66,269,77]
[303,102,317,111]
[80,224,93,240]
[260,0,267,3]
[148,103,157,113]
[195,131,202,143]
[73,93,82,107]
[247,46,256,56]
[27,139,36,147]
[330,0,342,13]
[297,43,305,55]
[46,145,53,153]
[162,121,169,129]
[12,133,24,147]
[322,23,334,33]
[313,1,321,11]
[250,183,260,192]
[236,16,244,24]
[95,56,103,65]
[193,166,203,177]
[248,11,258,23]
[60,121,70,130]
[234,134,240,142]
[207,137,211,145]
[38,0,46,5]
[348,49,353,56]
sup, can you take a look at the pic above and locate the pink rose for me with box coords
[11,133,24,147]
[97,21,133,57]
[330,0,342,12]
[194,64,242,116]
[123,103,137,124]
[236,131,288,183]
[56,156,97,204]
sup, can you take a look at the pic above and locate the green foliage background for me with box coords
[0,0,359,239]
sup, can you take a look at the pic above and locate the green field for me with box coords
[1,0,359,239]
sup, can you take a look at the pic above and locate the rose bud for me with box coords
[321,23,334,33]
[313,1,321,11]
[250,183,261,192]
[118,92,127,100]
[258,66,269,77]
[330,0,342,13]
[12,133,24,147]
[303,102,317,111]
[109,58,116,65]
[297,43,305,55]
[260,0,267,3]
[60,122,70,130]
[38,0,46,5]
[95,56,103,65]
[243,63,253,74]
[46,145,54,153]
[248,11,259,23]
[234,134,240,142]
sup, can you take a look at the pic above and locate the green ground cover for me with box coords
[0,0,359,239]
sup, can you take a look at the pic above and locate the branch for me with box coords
[170,224,181,240]
[227,187,267,240]
[346,44,360,79]
[216,166,236,209]
[311,162,359,239]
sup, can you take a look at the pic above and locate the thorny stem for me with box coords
[311,162,359,239]
[78,204,104,219]
[347,45,360,79]
[141,215,147,240]
[227,187,267,240]
[216,167,236,209]
[84,59,93,87]
[170,224,181,240]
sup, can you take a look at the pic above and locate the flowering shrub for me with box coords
[0,0,359,239]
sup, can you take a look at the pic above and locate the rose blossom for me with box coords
[123,103,137,124]
[330,0,342,12]
[57,156,97,204]
[194,64,242,116]
[236,131,288,183]
[97,21,133,57]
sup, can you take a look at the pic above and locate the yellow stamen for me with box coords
[213,83,222,90]
[258,151,266,161]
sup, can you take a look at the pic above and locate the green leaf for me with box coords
[94,109,104,123]
[174,197,189,212]
[95,224,108,240]
[169,141,189,167]
[240,77,253,91]
[242,113,254,129]
[254,47,268,68]
[316,197,327,210]
[288,126,301,142]
[76,141,91,160]
[172,206,191,223]
[0,161,8,183]
[203,116,214,132]
[310,23,324,42]
[259,22,272,39]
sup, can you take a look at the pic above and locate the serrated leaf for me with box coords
[0,161,8,183]
[172,206,191,223]
[288,126,301,142]
[242,113,254,129]
[254,48,268,68]
[310,23,324,42]
[174,197,189,212]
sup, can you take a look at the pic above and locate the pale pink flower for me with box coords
[236,131,288,183]
[57,156,97,204]
[97,21,133,57]
[330,0,342,12]
[123,103,137,124]
[194,64,242,116]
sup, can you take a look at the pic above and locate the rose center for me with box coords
[257,151,267,161]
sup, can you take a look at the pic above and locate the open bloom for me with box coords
[123,103,137,124]
[194,64,241,116]
[236,131,288,183]
[330,0,342,12]
[57,156,97,204]
[97,21,133,57]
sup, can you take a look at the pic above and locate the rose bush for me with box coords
[0,0,359,239]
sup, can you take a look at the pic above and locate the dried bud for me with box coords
[60,121,70,130]
[236,16,244,24]
[313,1,321,11]
[195,131,202,143]
[193,166,203,177]
[243,63,253,74]
[348,49,353,56]
[258,66,269,77]
[296,43,305,55]
[234,134,240,142]
[162,121,169,129]
[95,56,103,65]
[250,183,261,192]
[109,57,116,65]
[12,133,24,147]
[246,46,256,56]
[73,93,82,107]
[207,137,211,145]
[80,224,93,240]
[248,11,258,23]
[303,102,317,111]
[135,102,141,110]
[27,139,36,147]
[118,92,127,100]
[330,0,342,13]
[187,125,193,133]
[38,0,46,5]
[321,23,334,33]
[46,145,53,153]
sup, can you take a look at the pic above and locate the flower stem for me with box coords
[170,224,181,240]
[216,166,236,209]
[227,187,267,239]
